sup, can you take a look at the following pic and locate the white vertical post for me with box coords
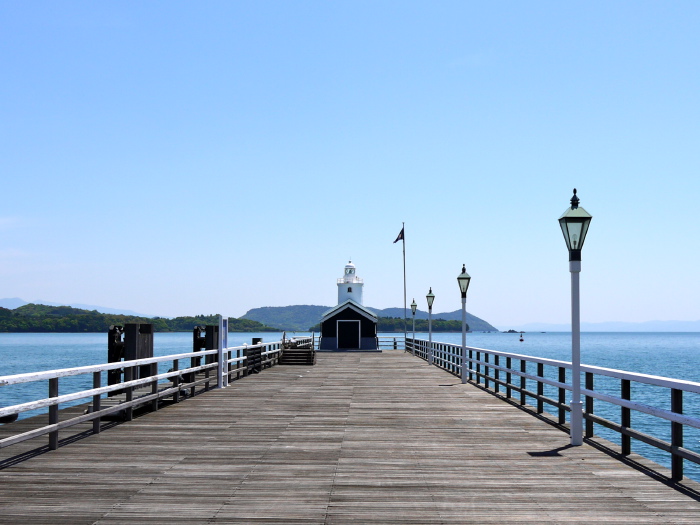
[428,307,433,365]
[217,316,228,389]
[570,261,583,446]
[461,297,467,384]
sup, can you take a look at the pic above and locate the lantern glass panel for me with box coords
[457,273,471,294]
[558,207,592,252]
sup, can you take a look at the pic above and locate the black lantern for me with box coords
[410,299,417,316]
[559,189,592,261]
[457,264,471,298]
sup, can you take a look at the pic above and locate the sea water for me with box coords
[1,331,699,480]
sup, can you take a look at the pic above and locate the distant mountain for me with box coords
[0,298,152,317]
[0,298,27,309]
[241,305,330,331]
[371,307,498,331]
[241,304,499,332]
[506,320,700,332]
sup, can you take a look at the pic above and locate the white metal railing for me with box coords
[0,336,312,452]
[311,335,401,350]
[406,336,700,482]
[377,336,405,350]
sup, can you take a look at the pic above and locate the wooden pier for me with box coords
[2,351,700,524]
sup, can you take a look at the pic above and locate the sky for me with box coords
[1,1,698,328]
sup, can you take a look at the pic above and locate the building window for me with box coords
[348,287,352,293]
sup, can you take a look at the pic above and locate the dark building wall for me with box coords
[319,306,377,350]
[321,308,376,338]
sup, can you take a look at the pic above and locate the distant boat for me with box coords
[519,332,524,342]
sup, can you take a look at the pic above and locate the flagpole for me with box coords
[402,222,407,350]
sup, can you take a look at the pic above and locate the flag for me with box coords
[393,227,404,243]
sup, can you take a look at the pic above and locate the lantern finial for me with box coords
[570,188,579,209]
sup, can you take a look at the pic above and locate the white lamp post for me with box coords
[426,288,435,365]
[410,299,417,356]
[559,188,592,446]
[457,265,471,384]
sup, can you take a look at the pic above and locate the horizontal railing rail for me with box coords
[406,336,700,482]
[0,349,218,387]
[377,336,405,350]
[0,336,312,452]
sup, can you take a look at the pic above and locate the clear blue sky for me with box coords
[1,1,698,327]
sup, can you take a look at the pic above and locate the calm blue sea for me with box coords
[1,331,699,481]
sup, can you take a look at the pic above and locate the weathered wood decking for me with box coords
[2,351,700,524]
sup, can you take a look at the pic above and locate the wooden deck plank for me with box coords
[1,352,700,524]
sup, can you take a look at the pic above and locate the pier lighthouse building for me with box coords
[337,261,364,305]
[319,261,378,351]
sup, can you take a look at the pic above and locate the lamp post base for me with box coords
[570,400,583,446]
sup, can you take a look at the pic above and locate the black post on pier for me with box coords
[189,326,206,396]
[203,325,219,391]
[124,323,155,379]
[107,323,154,396]
[107,325,125,393]
[204,325,219,365]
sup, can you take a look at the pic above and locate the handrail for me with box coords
[0,336,313,452]
[0,349,219,386]
[407,336,700,482]
[429,343,700,394]
[377,335,405,350]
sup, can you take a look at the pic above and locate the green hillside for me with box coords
[0,304,277,333]
[371,307,498,331]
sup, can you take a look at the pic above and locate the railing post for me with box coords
[671,388,683,481]
[494,355,500,393]
[476,351,481,385]
[621,379,631,455]
[124,365,134,422]
[558,367,566,425]
[92,372,101,434]
[585,372,594,438]
[173,359,180,403]
[537,363,544,414]
[49,377,59,450]
[506,357,512,398]
[151,364,159,412]
[469,349,473,381]
[217,334,224,388]
[484,353,489,389]
[520,360,526,406]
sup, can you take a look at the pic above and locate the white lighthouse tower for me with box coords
[337,260,364,305]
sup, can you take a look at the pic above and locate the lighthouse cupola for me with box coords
[337,260,364,305]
